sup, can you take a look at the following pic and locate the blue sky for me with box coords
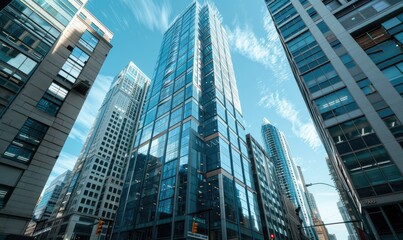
[46,0,349,238]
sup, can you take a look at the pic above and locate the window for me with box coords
[3,118,48,163]
[295,45,328,73]
[0,40,37,76]
[302,63,341,93]
[37,82,69,116]
[382,62,403,96]
[328,116,380,154]
[267,0,291,14]
[279,16,306,39]
[287,31,317,57]
[33,0,72,26]
[324,0,341,11]
[273,5,297,25]
[79,30,99,52]
[0,185,12,209]
[317,21,330,34]
[90,23,104,36]
[59,47,89,83]
[314,88,358,120]
[58,47,89,83]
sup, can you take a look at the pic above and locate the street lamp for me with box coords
[305,182,367,240]
[305,182,337,189]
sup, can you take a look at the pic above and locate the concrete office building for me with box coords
[0,0,112,236]
[265,0,403,238]
[262,120,318,239]
[113,2,264,239]
[42,62,150,240]
[246,134,300,240]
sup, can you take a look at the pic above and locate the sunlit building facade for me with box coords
[246,134,295,240]
[113,2,263,240]
[0,0,112,236]
[42,62,149,240]
[261,120,317,239]
[265,0,403,238]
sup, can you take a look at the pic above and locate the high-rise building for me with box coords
[25,170,71,236]
[43,62,150,240]
[261,119,317,239]
[114,2,263,239]
[299,166,330,240]
[265,0,403,238]
[337,201,359,240]
[246,134,298,239]
[34,170,72,221]
[0,0,112,236]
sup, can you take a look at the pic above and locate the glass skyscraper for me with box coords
[246,134,294,240]
[265,0,403,238]
[114,2,263,239]
[33,170,72,222]
[25,170,71,236]
[261,120,317,239]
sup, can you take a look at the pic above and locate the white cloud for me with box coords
[68,127,88,143]
[227,26,270,65]
[122,0,171,32]
[52,152,78,175]
[73,74,112,142]
[226,11,291,82]
[259,90,322,150]
[45,152,78,189]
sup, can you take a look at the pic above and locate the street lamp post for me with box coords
[305,182,337,189]
[305,182,367,240]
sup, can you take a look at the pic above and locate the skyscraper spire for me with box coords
[262,117,271,125]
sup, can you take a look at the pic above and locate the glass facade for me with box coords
[3,118,48,163]
[246,134,291,240]
[0,0,83,118]
[0,0,113,235]
[261,121,317,239]
[265,0,403,238]
[33,170,71,221]
[114,2,262,240]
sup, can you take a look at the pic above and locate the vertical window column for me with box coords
[3,118,49,163]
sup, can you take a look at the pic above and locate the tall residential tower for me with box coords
[114,2,263,239]
[246,134,300,240]
[44,62,150,240]
[265,0,403,238]
[261,120,317,239]
[0,0,112,236]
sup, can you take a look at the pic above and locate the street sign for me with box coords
[187,231,208,240]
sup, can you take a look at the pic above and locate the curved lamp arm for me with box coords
[305,182,337,189]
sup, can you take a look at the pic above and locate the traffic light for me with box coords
[191,221,198,233]
[270,233,275,239]
[96,219,104,235]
